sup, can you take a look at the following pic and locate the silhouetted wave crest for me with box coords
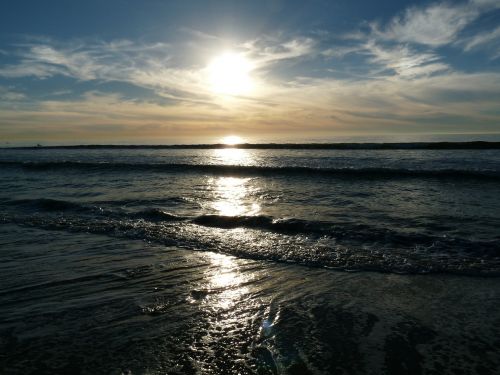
[1,161,499,180]
[2,198,499,276]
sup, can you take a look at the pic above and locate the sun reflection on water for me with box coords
[210,148,260,216]
[206,252,249,309]
[211,176,260,216]
[213,148,252,165]
[198,148,260,307]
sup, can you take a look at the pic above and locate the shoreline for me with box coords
[1,223,499,374]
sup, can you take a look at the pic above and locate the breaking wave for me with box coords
[1,197,499,276]
[1,161,499,180]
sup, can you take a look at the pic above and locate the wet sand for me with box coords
[1,224,499,374]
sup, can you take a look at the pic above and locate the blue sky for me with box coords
[0,0,499,144]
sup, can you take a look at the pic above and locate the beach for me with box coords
[2,0,500,372]
[1,224,499,374]
[1,145,500,374]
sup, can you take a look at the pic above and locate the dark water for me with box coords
[1,146,500,374]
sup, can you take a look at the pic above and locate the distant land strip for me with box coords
[4,141,500,150]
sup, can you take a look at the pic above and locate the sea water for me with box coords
[1,145,499,374]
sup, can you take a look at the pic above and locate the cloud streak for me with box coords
[372,2,480,47]
[242,36,316,66]
[461,25,500,58]
[0,0,499,143]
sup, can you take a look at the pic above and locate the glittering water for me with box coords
[1,146,500,374]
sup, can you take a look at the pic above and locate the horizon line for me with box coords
[2,141,500,150]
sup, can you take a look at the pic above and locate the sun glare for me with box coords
[207,52,254,96]
[221,135,244,145]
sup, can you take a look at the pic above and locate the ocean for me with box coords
[1,144,500,374]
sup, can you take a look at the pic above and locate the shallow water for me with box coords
[1,146,500,374]
[1,147,499,275]
[1,225,499,374]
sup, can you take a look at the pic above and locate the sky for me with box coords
[0,0,499,145]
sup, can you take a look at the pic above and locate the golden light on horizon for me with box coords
[221,135,244,145]
[207,52,254,96]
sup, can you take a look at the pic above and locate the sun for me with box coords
[221,135,244,145]
[207,52,254,96]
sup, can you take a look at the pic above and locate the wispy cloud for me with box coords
[2,67,499,143]
[372,2,480,47]
[362,42,449,78]
[0,86,25,101]
[0,35,319,104]
[470,0,500,10]
[242,36,316,66]
[326,0,499,78]
[461,25,500,57]
[0,39,211,103]
[1,0,499,143]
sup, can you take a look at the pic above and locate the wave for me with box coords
[3,197,499,248]
[134,208,186,222]
[4,198,191,217]
[191,214,352,236]
[96,197,193,207]
[6,198,90,212]
[3,198,499,261]
[5,141,500,150]
[187,214,500,258]
[2,212,499,276]
[1,161,499,180]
